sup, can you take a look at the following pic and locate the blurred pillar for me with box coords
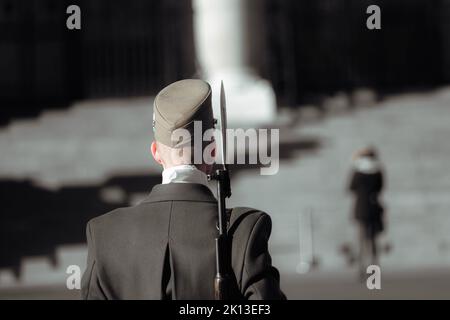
[192,0,276,126]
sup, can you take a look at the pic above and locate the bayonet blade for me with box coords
[219,81,228,169]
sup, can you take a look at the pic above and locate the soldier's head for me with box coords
[150,79,216,174]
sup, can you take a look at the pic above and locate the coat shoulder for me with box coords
[228,207,271,237]
[88,206,131,231]
[87,203,151,242]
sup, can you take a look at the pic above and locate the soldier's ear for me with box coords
[151,141,163,165]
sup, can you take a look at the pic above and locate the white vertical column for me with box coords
[192,0,276,126]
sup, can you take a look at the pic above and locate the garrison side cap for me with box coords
[153,79,214,148]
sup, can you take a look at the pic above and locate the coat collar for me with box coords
[142,183,217,204]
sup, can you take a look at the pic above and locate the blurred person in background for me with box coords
[348,147,385,279]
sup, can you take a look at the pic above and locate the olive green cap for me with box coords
[153,79,214,147]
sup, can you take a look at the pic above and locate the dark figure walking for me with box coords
[349,147,385,278]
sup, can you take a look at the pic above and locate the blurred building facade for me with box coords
[0,0,449,117]
[264,0,448,105]
[0,0,196,123]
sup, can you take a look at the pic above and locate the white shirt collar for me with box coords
[162,164,210,187]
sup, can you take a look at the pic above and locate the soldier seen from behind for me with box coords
[81,79,285,300]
